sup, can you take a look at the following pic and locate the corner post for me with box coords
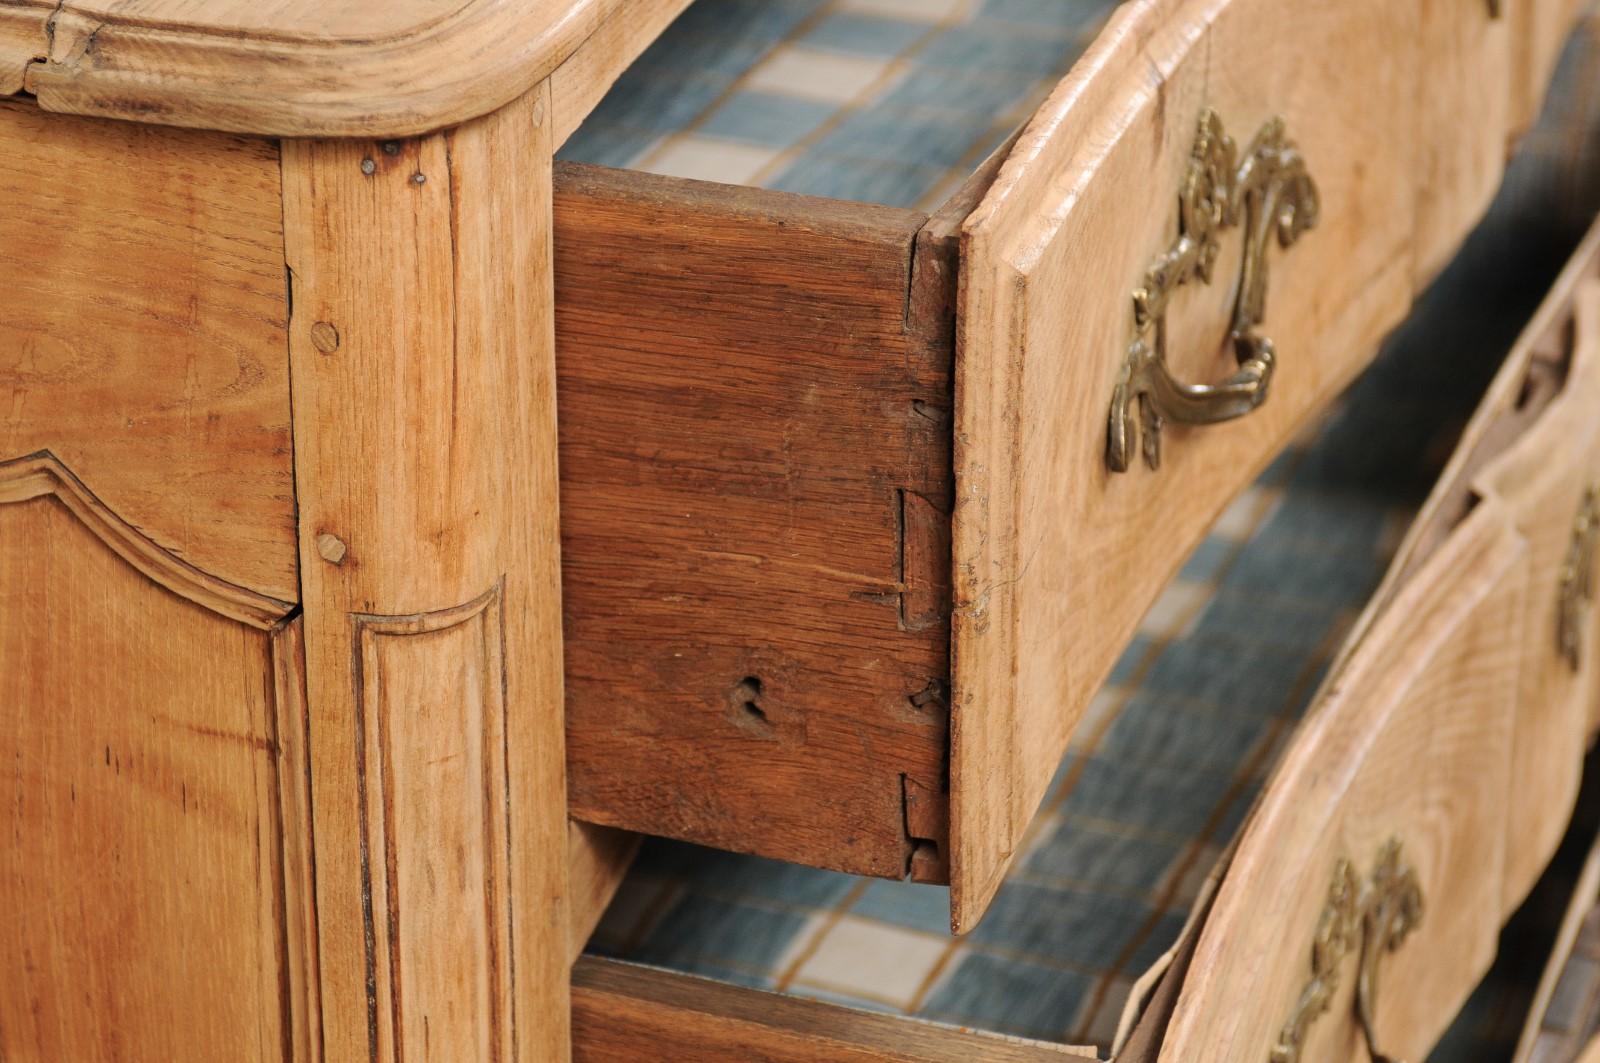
[282,83,569,1062]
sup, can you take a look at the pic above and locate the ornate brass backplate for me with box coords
[1106,108,1319,472]
[1271,838,1422,1063]
[1560,485,1600,670]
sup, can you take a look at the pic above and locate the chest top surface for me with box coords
[0,0,626,137]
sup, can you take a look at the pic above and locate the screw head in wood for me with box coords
[360,157,376,176]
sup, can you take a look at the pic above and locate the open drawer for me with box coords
[553,0,1580,931]
[569,192,1600,1063]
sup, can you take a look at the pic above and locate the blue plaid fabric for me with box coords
[560,0,1121,209]
[568,3,1600,1058]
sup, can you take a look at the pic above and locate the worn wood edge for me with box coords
[572,957,1095,1061]
[947,0,1204,933]
[1158,496,1525,1056]
[0,451,293,628]
[1513,827,1600,1063]
[907,127,1022,360]
[1363,216,1600,652]
[0,6,45,94]
[554,161,930,244]
[271,617,325,1063]
[567,822,639,965]
[8,0,625,136]
[551,0,692,149]
[1109,832,1241,1060]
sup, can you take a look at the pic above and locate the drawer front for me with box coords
[1160,498,1527,1061]
[1463,275,1600,909]
[1155,240,1600,1063]
[953,0,1428,929]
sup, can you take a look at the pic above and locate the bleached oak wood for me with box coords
[550,0,694,149]
[282,84,570,1062]
[1412,0,1512,284]
[951,0,1423,931]
[1457,280,1600,910]
[0,98,295,605]
[0,468,312,1061]
[1513,828,1600,1063]
[1159,498,1526,1060]
[1381,230,1600,912]
[567,822,639,965]
[0,0,660,137]
[1511,0,1593,137]
[571,958,1096,1062]
[1119,223,1600,1063]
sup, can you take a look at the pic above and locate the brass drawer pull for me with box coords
[1271,838,1422,1063]
[1560,485,1599,669]
[1107,108,1319,472]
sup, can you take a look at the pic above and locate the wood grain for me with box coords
[568,822,640,964]
[283,85,570,1062]
[1466,279,1600,912]
[555,164,953,880]
[0,99,295,605]
[1,0,662,137]
[0,474,312,1060]
[1381,224,1600,912]
[951,0,1424,930]
[1159,499,1526,1060]
[571,958,1095,1062]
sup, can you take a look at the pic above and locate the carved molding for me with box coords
[0,450,293,629]
[351,582,518,1062]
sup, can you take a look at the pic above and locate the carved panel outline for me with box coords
[0,450,294,628]
[0,450,318,1060]
[351,580,517,1063]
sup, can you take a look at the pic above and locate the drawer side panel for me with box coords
[554,164,954,878]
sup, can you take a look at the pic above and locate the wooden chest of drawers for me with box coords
[1,0,1596,1059]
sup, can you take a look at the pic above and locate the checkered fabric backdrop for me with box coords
[563,2,1600,1058]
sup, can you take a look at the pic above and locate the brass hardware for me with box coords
[1107,108,1319,472]
[1560,486,1600,670]
[1271,838,1422,1063]
[1488,0,1503,18]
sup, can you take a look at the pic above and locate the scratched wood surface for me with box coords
[0,99,295,605]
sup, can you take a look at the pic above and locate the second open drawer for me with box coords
[553,0,1583,932]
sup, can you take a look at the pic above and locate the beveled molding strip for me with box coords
[0,450,294,629]
[350,581,519,1063]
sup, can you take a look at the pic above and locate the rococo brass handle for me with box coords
[1106,108,1320,472]
[1271,838,1423,1063]
[1560,485,1600,670]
